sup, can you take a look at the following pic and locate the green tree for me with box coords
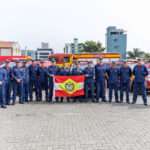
[81,41,105,53]
[144,52,150,60]
[127,48,145,59]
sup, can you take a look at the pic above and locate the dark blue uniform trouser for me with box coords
[96,80,106,101]
[5,81,11,104]
[48,81,54,102]
[120,82,130,102]
[0,83,6,107]
[109,83,119,102]
[29,79,38,100]
[133,82,147,104]
[85,79,95,99]
[13,81,24,103]
[39,81,48,101]
[24,82,29,102]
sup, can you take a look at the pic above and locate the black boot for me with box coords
[132,100,136,104]
[12,101,15,105]
[126,100,130,104]
[95,98,99,103]
[144,103,148,106]
[30,97,33,102]
[92,98,95,103]
[1,105,7,109]
[102,99,107,102]
[120,99,123,103]
[115,100,119,103]
[109,100,112,103]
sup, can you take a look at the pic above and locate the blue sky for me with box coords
[0,0,150,52]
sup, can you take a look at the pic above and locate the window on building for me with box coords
[110,32,119,35]
[40,56,48,59]
[39,52,49,55]
[113,38,118,42]
[1,49,11,56]
[114,45,119,49]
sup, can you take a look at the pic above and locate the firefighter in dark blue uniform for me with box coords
[71,62,83,102]
[120,61,132,104]
[47,60,59,102]
[0,65,7,108]
[29,61,39,101]
[83,62,95,102]
[58,64,71,102]
[71,62,83,76]
[107,61,120,103]
[12,62,25,104]
[4,62,12,105]
[95,59,107,103]
[59,64,71,76]
[11,61,17,105]
[22,61,30,103]
[38,61,49,102]
[132,60,148,106]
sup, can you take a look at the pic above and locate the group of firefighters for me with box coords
[0,58,148,109]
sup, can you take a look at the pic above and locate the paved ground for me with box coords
[1,96,150,150]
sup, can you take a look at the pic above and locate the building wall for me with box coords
[21,50,36,60]
[0,42,21,56]
[65,44,70,54]
[65,38,83,54]
[36,49,53,60]
[0,48,12,56]
[106,26,127,59]
[41,42,49,49]
[12,43,21,56]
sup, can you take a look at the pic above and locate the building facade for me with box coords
[64,38,83,54]
[21,50,36,60]
[36,48,53,60]
[106,26,127,59]
[36,43,53,60]
[0,41,21,56]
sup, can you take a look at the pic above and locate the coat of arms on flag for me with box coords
[54,75,85,97]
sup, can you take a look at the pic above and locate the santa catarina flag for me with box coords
[54,75,85,97]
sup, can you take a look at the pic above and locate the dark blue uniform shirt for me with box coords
[107,67,120,84]
[133,65,148,83]
[95,64,106,81]
[83,67,95,79]
[29,65,39,81]
[120,66,132,83]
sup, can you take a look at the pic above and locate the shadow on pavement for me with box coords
[127,104,150,109]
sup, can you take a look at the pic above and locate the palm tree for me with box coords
[127,48,145,59]
[144,53,150,60]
